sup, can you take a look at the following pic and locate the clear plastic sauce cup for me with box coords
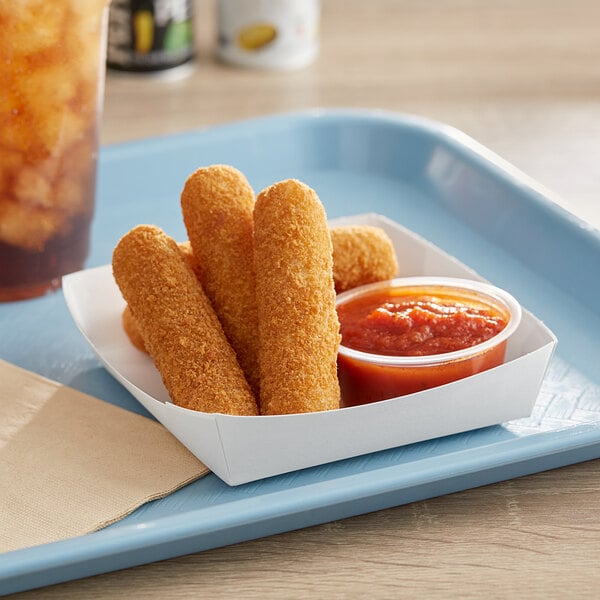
[336,277,522,407]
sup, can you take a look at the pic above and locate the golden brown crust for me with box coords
[177,240,202,281]
[112,225,258,416]
[254,179,341,415]
[181,165,260,397]
[122,304,146,352]
[121,241,201,354]
[330,225,398,293]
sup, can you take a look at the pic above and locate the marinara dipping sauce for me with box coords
[336,277,522,407]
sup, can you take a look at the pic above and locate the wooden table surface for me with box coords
[14,0,600,597]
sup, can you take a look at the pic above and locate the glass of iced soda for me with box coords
[0,0,109,301]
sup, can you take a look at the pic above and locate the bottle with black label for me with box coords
[107,0,195,73]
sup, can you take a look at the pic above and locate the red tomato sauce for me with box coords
[336,285,510,407]
[338,290,508,357]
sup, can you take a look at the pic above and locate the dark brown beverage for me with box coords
[0,213,93,301]
[0,0,107,301]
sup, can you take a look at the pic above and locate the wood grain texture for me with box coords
[11,461,600,599]
[13,0,599,597]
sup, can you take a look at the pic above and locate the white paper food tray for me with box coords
[63,213,557,485]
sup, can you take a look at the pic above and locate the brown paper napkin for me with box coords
[0,359,209,553]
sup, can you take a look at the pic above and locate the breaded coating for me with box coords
[112,225,258,416]
[122,304,146,352]
[330,225,398,293]
[177,240,203,280]
[254,179,341,415]
[181,165,260,397]
[121,241,201,354]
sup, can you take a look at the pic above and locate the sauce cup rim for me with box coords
[335,276,522,367]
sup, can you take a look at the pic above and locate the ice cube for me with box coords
[0,200,61,250]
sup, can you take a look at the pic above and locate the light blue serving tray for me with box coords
[1,110,599,595]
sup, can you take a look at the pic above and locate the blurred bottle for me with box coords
[217,0,320,70]
[107,0,195,74]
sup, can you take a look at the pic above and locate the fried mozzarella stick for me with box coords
[330,225,398,293]
[177,240,203,280]
[121,241,201,354]
[254,179,341,415]
[181,165,260,397]
[122,305,146,352]
[113,225,258,415]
